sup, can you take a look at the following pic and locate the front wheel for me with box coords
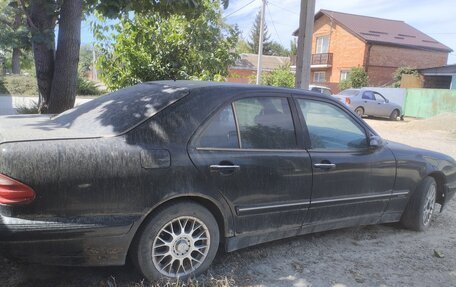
[133,202,220,282]
[401,177,437,231]
[389,109,399,120]
[355,107,364,117]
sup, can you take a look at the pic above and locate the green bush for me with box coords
[338,67,368,90]
[262,65,294,88]
[0,75,38,96]
[392,66,418,88]
[339,79,351,91]
[77,76,102,96]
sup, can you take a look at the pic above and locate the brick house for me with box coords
[227,53,290,84]
[293,10,453,92]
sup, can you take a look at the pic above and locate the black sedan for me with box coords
[0,81,455,281]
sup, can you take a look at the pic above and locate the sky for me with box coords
[81,0,456,64]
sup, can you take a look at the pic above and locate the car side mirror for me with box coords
[385,99,389,103]
[369,135,383,149]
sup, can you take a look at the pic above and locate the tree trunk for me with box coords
[11,10,22,75]
[47,0,82,114]
[29,0,56,112]
[11,48,21,74]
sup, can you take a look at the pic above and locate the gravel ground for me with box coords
[2,115,456,287]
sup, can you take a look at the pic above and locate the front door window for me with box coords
[297,99,368,150]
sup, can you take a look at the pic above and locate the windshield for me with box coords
[52,83,189,136]
[339,89,359,97]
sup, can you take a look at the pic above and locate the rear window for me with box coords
[339,89,359,97]
[52,83,188,136]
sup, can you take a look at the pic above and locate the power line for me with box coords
[266,3,283,45]
[268,1,299,15]
[223,0,257,19]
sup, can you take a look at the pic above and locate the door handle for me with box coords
[210,164,240,175]
[313,163,336,170]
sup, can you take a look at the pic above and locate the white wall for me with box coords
[0,96,93,115]
[364,87,406,108]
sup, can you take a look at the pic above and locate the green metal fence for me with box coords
[404,89,456,118]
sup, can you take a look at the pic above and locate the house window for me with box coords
[313,71,326,83]
[340,70,350,81]
[316,36,329,54]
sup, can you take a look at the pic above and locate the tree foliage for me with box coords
[290,38,297,56]
[262,65,294,88]
[79,44,93,76]
[247,10,272,55]
[236,38,251,54]
[96,1,239,90]
[393,66,418,88]
[18,0,230,113]
[339,67,368,90]
[0,0,31,74]
[268,41,290,56]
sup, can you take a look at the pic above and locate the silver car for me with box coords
[333,89,403,120]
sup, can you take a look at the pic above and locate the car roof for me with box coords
[146,80,332,98]
[309,85,331,90]
[146,80,297,93]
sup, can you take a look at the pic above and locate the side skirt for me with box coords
[225,214,397,252]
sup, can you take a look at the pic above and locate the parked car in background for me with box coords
[333,89,403,120]
[309,85,333,96]
[0,81,454,282]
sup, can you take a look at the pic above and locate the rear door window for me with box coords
[234,97,297,149]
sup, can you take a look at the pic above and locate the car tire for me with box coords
[389,109,399,121]
[133,201,220,282]
[400,176,437,231]
[355,107,364,117]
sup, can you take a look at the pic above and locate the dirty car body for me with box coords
[0,81,455,279]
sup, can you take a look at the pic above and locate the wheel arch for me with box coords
[127,194,233,261]
[355,106,364,112]
[428,171,446,205]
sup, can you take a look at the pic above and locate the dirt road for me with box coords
[2,115,456,287]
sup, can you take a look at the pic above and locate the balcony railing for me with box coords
[311,53,333,66]
[289,53,333,67]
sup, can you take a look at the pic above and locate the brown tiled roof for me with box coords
[419,64,456,75]
[230,53,290,71]
[293,10,453,53]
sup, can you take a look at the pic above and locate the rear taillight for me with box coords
[345,97,351,105]
[0,174,36,204]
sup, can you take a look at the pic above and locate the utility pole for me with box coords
[256,0,266,85]
[295,0,316,89]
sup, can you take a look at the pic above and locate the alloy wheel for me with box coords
[423,183,436,226]
[152,216,210,278]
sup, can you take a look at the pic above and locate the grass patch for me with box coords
[102,276,235,287]
[15,100,39,114]
[78,75,103,96]
[0,75,38,96]
[0,75,103,97]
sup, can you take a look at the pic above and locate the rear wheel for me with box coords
[401,177,437,231]
[355,107,364,117]
[389,109,399,121]
[133,202,220,282]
